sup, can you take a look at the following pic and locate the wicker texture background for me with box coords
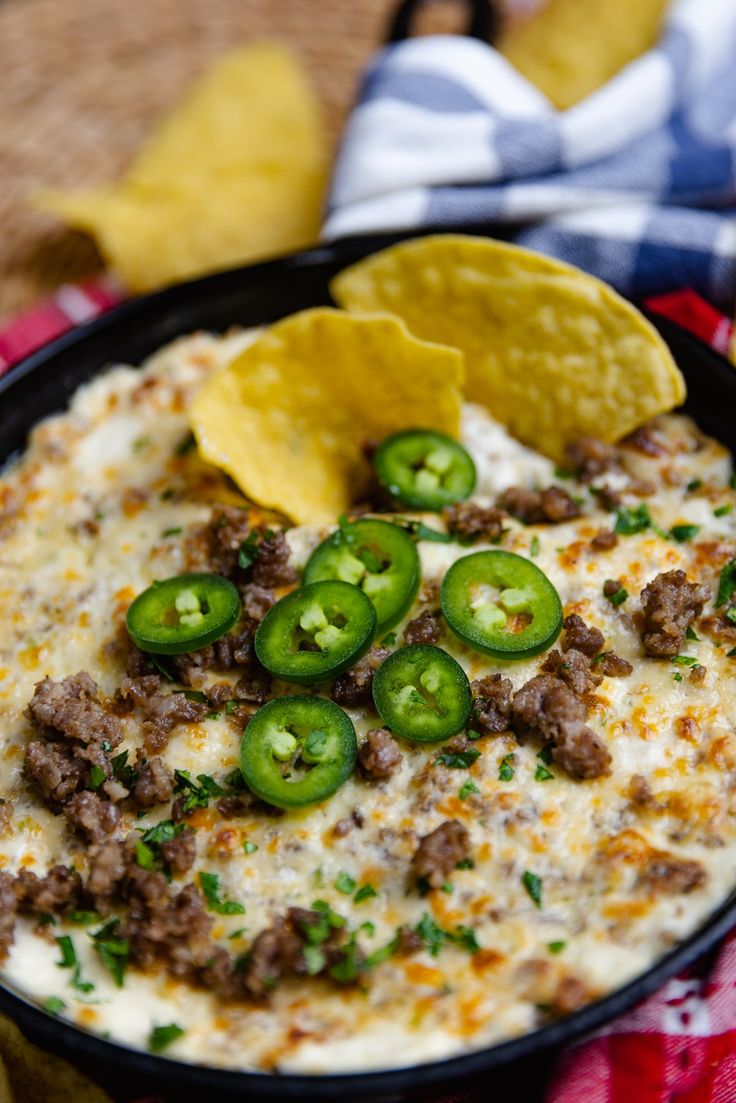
[0,0,495,324]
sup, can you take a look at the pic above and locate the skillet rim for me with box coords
[0,226,735,1100]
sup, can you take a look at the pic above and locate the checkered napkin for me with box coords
[324,0,736,314]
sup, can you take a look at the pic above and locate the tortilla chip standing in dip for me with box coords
[331,235,685,465]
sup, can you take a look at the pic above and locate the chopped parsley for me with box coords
[716,559,736,608]
[714,504,733,517]
[55,935,77,969]
[353,883,378,904]
[685,625,700,641]
[226,699,239,715]
[90,920,130,987]
[530,536,540,558]
[132,436,151,453]
[547,941,566,954]
[604,583,628,606]
[335,872,357,895]
[381,631,397,647]
[243,840,258,855]
[135,839,157,870]
[43,996,67,1015]
[435,749,480,769]
[162,527,183,537]
[728,646,736,658]
[534,749,554,782]
[672,655,699,667]
[54,933,95,996]
[614,503,668,539]
[459,778,480,799]
[329,933,361,983]
[456,857,475,870]
[415,913,481,957]
[399,519,453,544]
[498,753,515,782]
[87,765,106,791]
[199,872,245,915]
[522,871,543,908]
[686,479,703,492]
[670,524,700,543]
[148,1023,185,1053]
[173,770,225,812]
[237,531,267,570]
[673,672,684,682]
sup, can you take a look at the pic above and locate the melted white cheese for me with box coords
[0,332,735,1074]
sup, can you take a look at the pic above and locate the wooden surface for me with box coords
[0,0,491,323]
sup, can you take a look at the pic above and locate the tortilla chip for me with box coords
[190,308,464,525]
[37,44,327,292]
[0,1013,111,1103]
[498,0,669,109]
[331,235,685,463]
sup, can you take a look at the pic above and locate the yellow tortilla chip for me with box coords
[331,235,685,462]
[0,1013,111,1103]
[37,44,327,292]
[190,308,464,525]
[498,0,669,109]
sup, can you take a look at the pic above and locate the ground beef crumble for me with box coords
[512,675,611,780]
[565,437,617,481]
[411,820,470,888]
[442,502,505,542]
[497,486,581,524]
[639,570,709,657]
[358,728,403,779]
[331,647,390,708]
[403,609,443,645]
[471,674,513,734]
[561,614,605,657]
[541,649,603,696]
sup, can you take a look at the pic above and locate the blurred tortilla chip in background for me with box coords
[0,1013,110,1103]
[36,43,328,292]
[498,0,669,108]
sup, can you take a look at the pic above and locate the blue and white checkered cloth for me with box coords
[323,0,736,312]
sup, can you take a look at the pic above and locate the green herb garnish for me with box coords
[670,524,700,543]
[199,872,245,915]
[435,749,480,769]
[148,1023,185,1053]
[522,871,543,908]
[498,754,515,782]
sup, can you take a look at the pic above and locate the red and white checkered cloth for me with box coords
[2,284,736,1103]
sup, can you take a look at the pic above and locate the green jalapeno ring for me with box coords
[240,696,357,808]
[255,579,376,685]
[441,550,562,660]
[303,518,421,633]
[373,429,476,511]
[125,573,241,655]
[372,643,472,743]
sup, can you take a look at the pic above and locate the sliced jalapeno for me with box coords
[303,519,420,634]
[255,580,376,684]
[441,550,562,660]
[374,429,476,511]
[372,644,471,742]
[125,573,241,655]
[240,696,357,808]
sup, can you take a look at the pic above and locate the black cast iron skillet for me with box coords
[0,227,735,1103]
